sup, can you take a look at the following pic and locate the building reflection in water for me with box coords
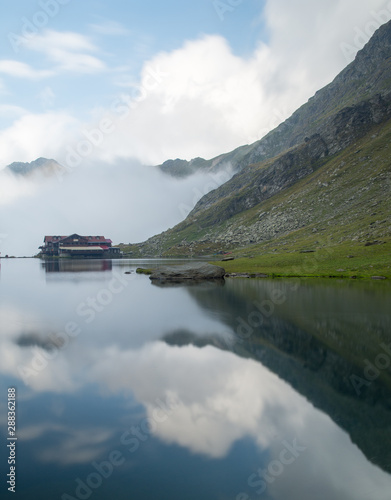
[41,258,113,273]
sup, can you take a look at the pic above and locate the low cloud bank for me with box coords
[0,159,233,256]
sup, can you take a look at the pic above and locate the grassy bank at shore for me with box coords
[213,240,391,279]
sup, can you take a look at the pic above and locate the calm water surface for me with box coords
[1,258,391,500]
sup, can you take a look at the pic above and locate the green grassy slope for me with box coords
[215,118,391,277]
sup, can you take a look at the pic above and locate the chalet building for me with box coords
[39,234,122,258]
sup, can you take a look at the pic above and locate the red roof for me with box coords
[44,236,67,243]
[89,237,112,243]
[44,235,111,244]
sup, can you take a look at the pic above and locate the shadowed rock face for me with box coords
[186,93,391,228]
[149,262,226,283]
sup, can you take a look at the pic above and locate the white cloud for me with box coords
[26,29,106,74]
[263,0,389,74]
[0,30,105,85]
[0,60,53,79]
[100,35,271,164]
[29,29,97,53]
[82,0,390,165]
[0,111,79,168]
[49,50,106,73]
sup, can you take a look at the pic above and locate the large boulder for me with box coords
[149,262,225,283]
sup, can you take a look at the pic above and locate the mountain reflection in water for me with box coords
[0,259,390,500]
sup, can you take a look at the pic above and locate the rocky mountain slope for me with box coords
[130,21,391,257]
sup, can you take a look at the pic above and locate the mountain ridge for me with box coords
[128,20,391,259]
[157,19,391,179]
[5,157,64,177]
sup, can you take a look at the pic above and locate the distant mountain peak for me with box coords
[6,157,64,177]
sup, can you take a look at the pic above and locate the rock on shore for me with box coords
[149,262,225,283]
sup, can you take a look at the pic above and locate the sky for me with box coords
[0,0,390,254]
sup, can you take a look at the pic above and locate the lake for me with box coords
[1,258,391,500]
